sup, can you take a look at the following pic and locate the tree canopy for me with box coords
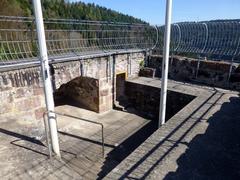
[0,0,146,24]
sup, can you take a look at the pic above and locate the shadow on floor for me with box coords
[58,130,115,149]
[97,120,158,179]
[108,91,218,179]
[164,96,240,180]
[0,128,44,146]
[0,128,48,157]
[54,95,97,113]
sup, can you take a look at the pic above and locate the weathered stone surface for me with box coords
[15,97,41,112]
[0,66,45,133]
[55,76,100,112]
[105,77,240,180]
[125,80,195,120]
[34,107,46,120]
[0,103,13,114]
[149,55,239,89]
[0,52,145,126]
[100,89,109,96]
[139,67,156,78]
[33,87,44,96]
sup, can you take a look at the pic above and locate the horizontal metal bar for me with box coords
[154,20,240,61]
[43,110,105,158]
[0,49,149,72]
[0,15,157,66]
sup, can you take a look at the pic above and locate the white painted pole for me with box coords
[32,0,60,157]
[159,0,173,127]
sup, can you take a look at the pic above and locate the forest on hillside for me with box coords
[0,0,153,61]
[0,0,146,23]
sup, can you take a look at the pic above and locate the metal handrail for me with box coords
[43,110,105,158]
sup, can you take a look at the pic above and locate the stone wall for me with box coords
[0,52,145,128]
[0,67,45,134]
[147,55,240,89]
[52,52,145,113]
[126,81,195,120]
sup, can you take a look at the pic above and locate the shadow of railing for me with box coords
[111,90,222,179]
[97,119,158,179]
[0,128,48,157]
[58,131,115,149]
[164,96,240,180]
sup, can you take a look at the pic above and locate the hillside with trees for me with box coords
[0,0,146,23]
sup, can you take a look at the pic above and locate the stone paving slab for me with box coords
[0,106,150,179]
[105,77,240,179]
[1,77,239,179]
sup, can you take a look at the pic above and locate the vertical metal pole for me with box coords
[229,36,240,81]
[196,58,200,79]
[159,0,173,127]
[228,60,234,82]
[33,0,60,157]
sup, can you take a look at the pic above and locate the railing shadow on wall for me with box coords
[0,15,158,70]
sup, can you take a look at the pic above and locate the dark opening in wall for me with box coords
[53,76,100,112]
[116,72,127,102]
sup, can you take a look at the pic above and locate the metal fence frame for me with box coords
[155,20,240,62]
[0,16,159,70]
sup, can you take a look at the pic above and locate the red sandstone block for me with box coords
[35,107,46,120]
[99,97,104,104]
[100,89,109,96]
[16,97,41,112]
[33,87,44,96]
[98,104,106,113]
[15,88,33,98]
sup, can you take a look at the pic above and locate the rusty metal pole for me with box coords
[32,0,60,157]
[159,0,173,127]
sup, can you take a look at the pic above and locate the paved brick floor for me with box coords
[0,106,150,179]
[1,77,239,179]
[105,78,240,179]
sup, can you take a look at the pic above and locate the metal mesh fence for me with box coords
[155,20,240,62]
[2,16,239,66]
[0,16,158,68]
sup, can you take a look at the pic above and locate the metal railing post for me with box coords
[33,0,60,157]
[159,0,172,127]
[228,36,240,81]
[196,58,201,79]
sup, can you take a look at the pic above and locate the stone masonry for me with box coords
[0,52,145,135]
[147,55,240,89]
[125,79,195,120]
[52,52,145,113]
[0,67,45,134]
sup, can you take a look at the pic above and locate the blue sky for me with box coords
[70,0,240,25]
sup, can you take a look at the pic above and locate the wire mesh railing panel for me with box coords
[43,19,158,58]
[155,20,240,62]
[0,16,158,67]
[0,16,38,64]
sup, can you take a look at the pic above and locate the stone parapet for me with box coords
[148,55,240,89]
